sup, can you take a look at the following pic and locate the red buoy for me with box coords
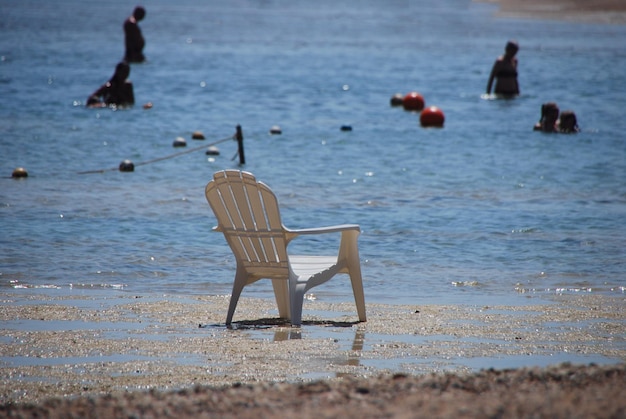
[420,106,445,128]
[402,92,425,111]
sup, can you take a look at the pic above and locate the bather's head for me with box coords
[559,110,579,133]
[505,40,519,57]
[133,6,146,21]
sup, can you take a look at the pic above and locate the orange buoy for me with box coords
[192,131,205,140]
[420,106,445,128]
[12,167,28,178]
[402,92,425,111]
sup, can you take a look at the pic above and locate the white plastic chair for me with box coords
[205,170,366,326]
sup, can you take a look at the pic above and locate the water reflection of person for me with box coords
[486,40,520,97]
[124,6,146,63]
[86,62,135,108]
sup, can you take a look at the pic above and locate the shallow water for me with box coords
[1,0,625,309]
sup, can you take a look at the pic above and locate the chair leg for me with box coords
[347,256,367,322]
[338,230,366,322]
[289,279,307,327]
[226,268,247,325]
[271,279,290,319]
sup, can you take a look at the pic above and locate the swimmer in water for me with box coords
[558,110,580,133]
[86,62,135,108]
[533,102,560,132]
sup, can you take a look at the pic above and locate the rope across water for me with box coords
[76,134,235,175]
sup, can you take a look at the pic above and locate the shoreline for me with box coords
[1,292,624,415]
[477,0,626,24]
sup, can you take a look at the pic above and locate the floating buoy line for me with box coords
[390,91,445,128]
[76,130,241,175]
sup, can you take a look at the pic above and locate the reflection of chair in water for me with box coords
[205,170,367,326]
[347,329,365,366]
[273,328,302,341]
[273,327,365,366]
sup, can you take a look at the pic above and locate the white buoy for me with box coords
[173,137,187,147]
[206,146,220,155]
[119,160,135,172]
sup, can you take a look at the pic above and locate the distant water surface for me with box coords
[1,0,625,309]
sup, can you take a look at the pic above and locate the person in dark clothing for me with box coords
[558,110,580,133]
[533,102,560,132]
[86,62,135,108]
[486,40,520,97]
[124,6,146,63]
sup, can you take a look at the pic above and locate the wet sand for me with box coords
[1,292,625,417]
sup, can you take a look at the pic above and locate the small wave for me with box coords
[10,282,127,290]
[514,286,626,295]
[555,287,592,294]
[11,283,61,290]
[69,283,127,290]
[511,228,539,234]
[451,281,480,287]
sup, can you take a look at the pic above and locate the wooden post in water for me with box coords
[236,125,245,165]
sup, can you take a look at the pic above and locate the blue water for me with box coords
[1,0,625,308]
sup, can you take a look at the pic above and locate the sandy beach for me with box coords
[1,292,625,417]
[2,364,625,418]
[478,0,626,24]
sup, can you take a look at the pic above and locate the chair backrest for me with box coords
[205,170,290,277]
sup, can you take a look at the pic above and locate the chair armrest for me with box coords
[287,224,359,234]
[284,224,360,242]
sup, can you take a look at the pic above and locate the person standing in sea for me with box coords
[486,40,520,97]
[124,6,146,63]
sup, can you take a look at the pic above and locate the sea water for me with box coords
[1,0,625,309]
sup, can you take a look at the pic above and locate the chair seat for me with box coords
[290,255,341,280]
